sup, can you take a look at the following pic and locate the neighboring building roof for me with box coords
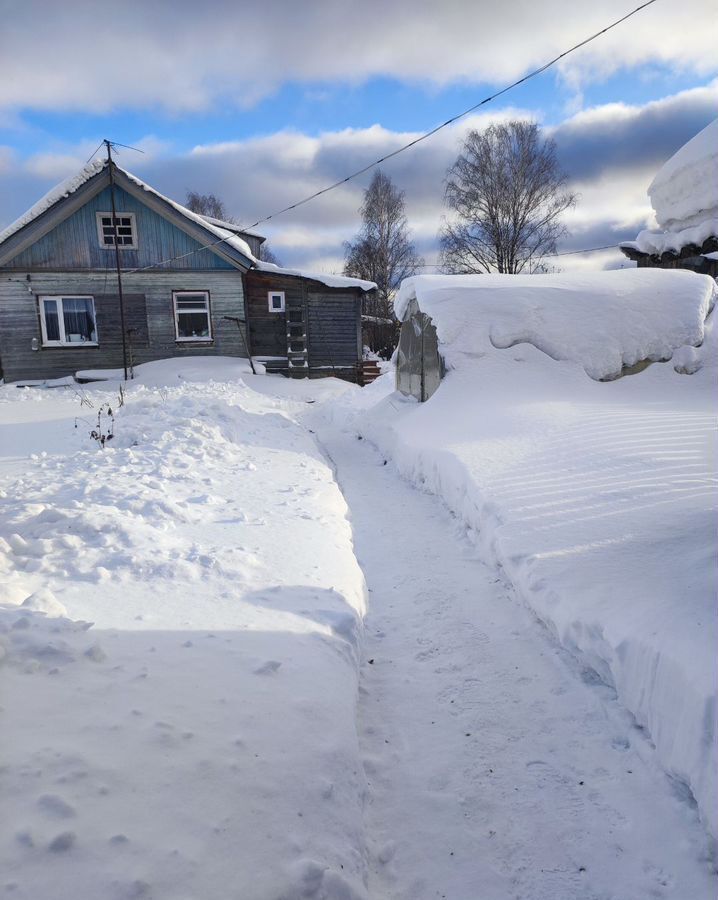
[251,260,376,292]
[620,118,718,261]
[0,159,377,292]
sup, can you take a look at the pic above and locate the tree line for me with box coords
[344,120,575,354]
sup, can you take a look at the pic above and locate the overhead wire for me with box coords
[415,243,627,271]
[123,0,660,275]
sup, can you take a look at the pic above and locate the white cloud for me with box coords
[0,146,17,174]
[0,1,716,114]
[0,86,714,276]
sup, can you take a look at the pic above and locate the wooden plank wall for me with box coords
[4,186,237,272]
[0,270,247,382]
[245,270,363,375]
[244,270,302,357]
[306,290,362,371]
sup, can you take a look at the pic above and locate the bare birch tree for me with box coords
[185,191,281,264]
[439,121,576,274]
[344,170,423,354]
[185,191,230,221]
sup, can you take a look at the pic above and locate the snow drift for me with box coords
[366,270,718,839]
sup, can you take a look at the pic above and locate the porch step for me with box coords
[263,357,289,376]
[360,360,383,386]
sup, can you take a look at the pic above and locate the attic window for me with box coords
[96,212,137,249]
[268,291,285,313]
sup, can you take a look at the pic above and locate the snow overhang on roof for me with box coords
[620,118,718,261]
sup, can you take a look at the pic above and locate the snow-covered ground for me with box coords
[1,334,716,899]
[315,413,716,900]
[0,360,369,900]
[361,270,718,842]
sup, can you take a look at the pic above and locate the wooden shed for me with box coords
[245,267,373,381]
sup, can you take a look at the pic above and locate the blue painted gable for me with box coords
[5,185,236,271]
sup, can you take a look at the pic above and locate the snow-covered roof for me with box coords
[649,118,718,229]
[0,159,377,292]
[0,158,255,262]
[395,270,716,382]
[0,158,106,246]
[620,118,718,259]
[254,260,376,292]
[200,215,266,242]
[620,218,718,258]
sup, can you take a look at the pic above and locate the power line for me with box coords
[126,0,659,275]
[416,245,622,268]
[551,244,619,257]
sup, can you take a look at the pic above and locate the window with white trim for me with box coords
[173,291,212,341]
[39,296,98,346]
[268,291,285,313]
[96,212,138,249]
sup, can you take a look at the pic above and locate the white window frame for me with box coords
[96,211,138,250]
[268,291,285,313]
[38,295,99,347]
[172,291,213,343]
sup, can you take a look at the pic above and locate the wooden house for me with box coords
[0,159,375,383]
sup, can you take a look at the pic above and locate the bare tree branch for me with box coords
[439,121,576,275]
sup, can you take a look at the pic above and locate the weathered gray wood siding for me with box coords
[0,270,247,382]
[245,270,363,375]
[3,186,236,272]
[245,270,302,357]
[238,233,263,258]
[306,291,362,370]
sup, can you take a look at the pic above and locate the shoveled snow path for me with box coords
[315,426,716,900]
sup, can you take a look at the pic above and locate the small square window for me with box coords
[173,291,212,342]
[96,212,138,249]
[268,291,285,313]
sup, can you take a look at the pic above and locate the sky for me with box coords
[0,0,717,274]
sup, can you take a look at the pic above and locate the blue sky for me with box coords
[5,64,704,157]
[1,0,716,272]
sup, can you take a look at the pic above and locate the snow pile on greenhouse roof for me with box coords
[395,269,716,381]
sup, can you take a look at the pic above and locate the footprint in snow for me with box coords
[37,794,76,819]
[48,831,75,853]
[84,644,107,663]
[254,660,281,675]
